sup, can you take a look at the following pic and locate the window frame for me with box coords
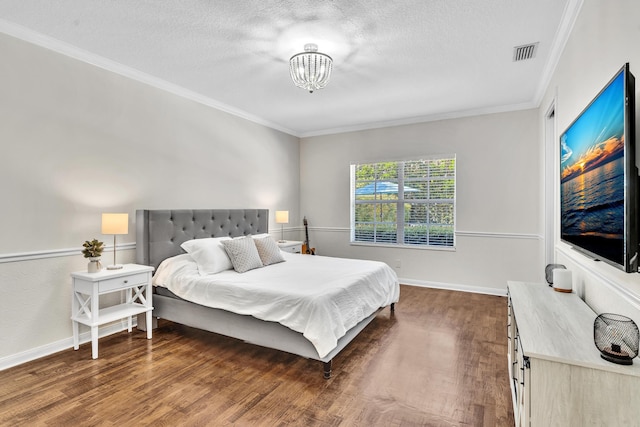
[350,155,456,250]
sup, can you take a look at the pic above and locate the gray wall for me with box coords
[539,0,640,323]
[0,32,300,363]
[300,109,542,293]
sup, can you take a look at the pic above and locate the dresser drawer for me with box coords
[99,272,148,293]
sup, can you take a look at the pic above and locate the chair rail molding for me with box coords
[308,226,542,240]
[0,243,136,264]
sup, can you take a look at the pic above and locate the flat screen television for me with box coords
[560,63,638,273]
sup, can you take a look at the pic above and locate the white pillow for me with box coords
[253,235,285,266]
[251,233,271,240]
[221,236,264,273]
[152,253,198,287]
[180,237,233,275]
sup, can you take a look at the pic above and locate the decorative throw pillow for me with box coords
[253,235,285,266]
[180,237,233,275]
[221,236,264,273]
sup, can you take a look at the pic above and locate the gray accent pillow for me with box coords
[253,235,285,266]
[221,236,264,273]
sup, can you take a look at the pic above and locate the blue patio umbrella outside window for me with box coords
[355,181,419,195]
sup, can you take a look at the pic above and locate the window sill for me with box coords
[349,242,456,251]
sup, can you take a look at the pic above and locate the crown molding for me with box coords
[0,19,299,138]
[0,0,585,141]
[298,101,538,138]
[532,0,584,106]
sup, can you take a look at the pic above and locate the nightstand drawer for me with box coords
[280,244,301,253]
[99,272,148,293]
[277,240,303,254]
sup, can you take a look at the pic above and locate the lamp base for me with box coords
[600,349,634,365]
[106,264,124,270]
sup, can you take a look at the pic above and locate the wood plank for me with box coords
[0,285,514,426]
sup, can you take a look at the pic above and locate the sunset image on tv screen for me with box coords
[560,71,625,264]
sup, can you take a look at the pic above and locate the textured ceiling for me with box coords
[0,0,576,137]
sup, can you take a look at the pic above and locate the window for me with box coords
[350,156,456,248]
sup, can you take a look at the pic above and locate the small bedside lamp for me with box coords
[275,210,289,243]
[102,213,129,270]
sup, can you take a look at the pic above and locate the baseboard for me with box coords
[0,320,134,371]
[400,278,507,297]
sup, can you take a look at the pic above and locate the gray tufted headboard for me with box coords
[136,209,269,269]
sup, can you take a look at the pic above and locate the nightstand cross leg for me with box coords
[73,292,92,318]
[131,285,147,305]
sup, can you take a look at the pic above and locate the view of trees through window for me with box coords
[351,156,455,247]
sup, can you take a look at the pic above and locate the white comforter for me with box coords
[153,252,400,358]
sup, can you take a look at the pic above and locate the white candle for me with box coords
[553,269,573,293]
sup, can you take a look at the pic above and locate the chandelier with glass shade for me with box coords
[289,44,333,93]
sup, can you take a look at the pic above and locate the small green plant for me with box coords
[82,239,105,258]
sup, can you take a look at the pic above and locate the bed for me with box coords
[135,209,399,378]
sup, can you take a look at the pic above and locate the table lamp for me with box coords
[275,210,289,242]
[102,213,129,270]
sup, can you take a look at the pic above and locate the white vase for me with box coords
[87,257,102,273]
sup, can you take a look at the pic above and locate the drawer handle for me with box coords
[124,280,128,284]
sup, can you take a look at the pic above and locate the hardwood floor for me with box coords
[0,286,514,426]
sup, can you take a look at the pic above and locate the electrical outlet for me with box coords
[394,259,401,268]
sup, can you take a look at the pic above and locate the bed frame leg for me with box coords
[390,303,395,313]
[323,361,332,379]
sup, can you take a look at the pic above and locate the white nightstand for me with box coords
[71,263,154,359]
[277,240,303,254]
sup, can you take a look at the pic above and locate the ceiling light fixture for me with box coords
[289,43,333,93]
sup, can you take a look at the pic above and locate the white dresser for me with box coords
[507,281,640,427]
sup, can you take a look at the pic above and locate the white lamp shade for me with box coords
[275,211,289,224]
[101,213,129,235]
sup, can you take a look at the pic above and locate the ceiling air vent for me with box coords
[513,43,539,62]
